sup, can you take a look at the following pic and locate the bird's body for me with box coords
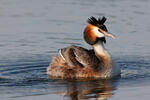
[47,16,120,79]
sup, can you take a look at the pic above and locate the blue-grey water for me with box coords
[0,0,150,100]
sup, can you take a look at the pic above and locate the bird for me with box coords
[47,16,120,79]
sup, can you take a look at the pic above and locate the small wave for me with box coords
[120,61,150,79]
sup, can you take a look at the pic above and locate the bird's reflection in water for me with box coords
[49,78,118,100]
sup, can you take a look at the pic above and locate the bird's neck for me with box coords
[92,41,112,68]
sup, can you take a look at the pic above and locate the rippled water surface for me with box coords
[0,0,150,100]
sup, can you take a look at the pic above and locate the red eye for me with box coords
[98,29,104,34]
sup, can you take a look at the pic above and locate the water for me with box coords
[0,0,150,100]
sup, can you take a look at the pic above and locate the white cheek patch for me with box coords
[93,27,105,38]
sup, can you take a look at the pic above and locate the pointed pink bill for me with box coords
[98,29,116,39]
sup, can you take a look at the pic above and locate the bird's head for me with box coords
[84,16,115,45]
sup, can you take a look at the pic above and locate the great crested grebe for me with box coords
[47,16,120,79]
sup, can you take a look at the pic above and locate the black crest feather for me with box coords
[98,16,106,24]
[87,16,108,31]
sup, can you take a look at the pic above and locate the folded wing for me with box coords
[60,45,100,69]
